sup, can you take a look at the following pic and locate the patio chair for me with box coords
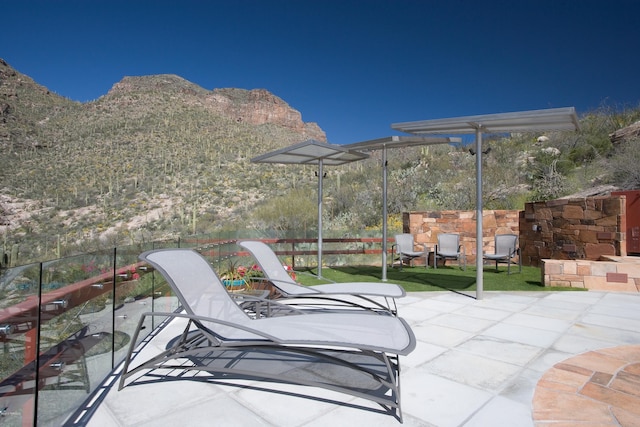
[119,249,416,422]
[238,240,405,314]
[483,233,521,274]
[392,234,428,270]
[433,233,466,270]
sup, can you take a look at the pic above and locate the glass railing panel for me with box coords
[0,232,388,425]
[35,250,115,426]
[112,243,179,367]
[112,245,150,365]
[0,261,41,426]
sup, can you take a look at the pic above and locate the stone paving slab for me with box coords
[84,291,640,427]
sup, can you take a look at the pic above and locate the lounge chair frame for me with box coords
[118,249,416,422]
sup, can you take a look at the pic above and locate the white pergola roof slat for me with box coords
[344,135,462,150]
[251,139,368,166]
[392,107,580,135]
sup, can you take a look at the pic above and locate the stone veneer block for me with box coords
[563,262,577,275]
[584,276,636,291]
[597,231,615,240]
[585,209,604,220]
[546,199,569,207]
[578,230,600,244]
[607,272,629,283]
[544,262,563,275]
[617,264,640,278]
[596,215,619,226]
[591,262,618,276]
[577,264,592,276]
[564,205,585,219]
[585,243,616,259]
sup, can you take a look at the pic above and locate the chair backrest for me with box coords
[238,241,318,295]
[394,234,415,254]
[140,249,253,335]
[494,234,517,256]
[437,233,460,253]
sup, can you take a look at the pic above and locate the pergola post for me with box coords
[381,145,388,281]
[475,127,484,300]
[317,159,324,278]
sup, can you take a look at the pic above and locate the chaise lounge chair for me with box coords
[239,240,405,314]
[118,249,416,422]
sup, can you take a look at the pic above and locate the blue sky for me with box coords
[4,0,640,144]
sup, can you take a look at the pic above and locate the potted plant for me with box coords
[220,260,248,291]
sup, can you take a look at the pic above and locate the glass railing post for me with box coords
[33,261,43,427]
[111,247,117,369]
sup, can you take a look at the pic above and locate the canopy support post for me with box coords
[317,159,323,278]
[381,145,388,281]
[475,127,484,300]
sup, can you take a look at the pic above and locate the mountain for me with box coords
[2,58,639,266]
[0,59,326,262]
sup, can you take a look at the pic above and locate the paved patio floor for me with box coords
[85,290,640,426]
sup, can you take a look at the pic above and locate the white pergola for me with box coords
[392,107,580,299]
[251,139,369,278]
[343,136,462,281]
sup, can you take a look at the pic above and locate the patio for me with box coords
[82,290,640,426]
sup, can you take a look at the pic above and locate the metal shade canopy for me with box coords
[251,139,368,166]
[343,136,462,281]
[392,107,580,135]
[251,139,369,277]
[392,107,580,300]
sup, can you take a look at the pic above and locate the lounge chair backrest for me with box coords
[239,241,319,295]
[239,241,296,284]
[437,233,459,254]
[494,234,517,256]
[394,234,415,253]
[141,249,255,337]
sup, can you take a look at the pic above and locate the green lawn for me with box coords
[296,264,584,293]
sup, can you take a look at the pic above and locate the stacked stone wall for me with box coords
[519,197,626,267]
[404,210,519,264]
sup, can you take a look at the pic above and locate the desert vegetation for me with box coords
[1,58,639,264]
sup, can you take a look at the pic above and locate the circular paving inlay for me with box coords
[532,345,640,426]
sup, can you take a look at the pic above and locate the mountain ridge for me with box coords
[0,59,326,262]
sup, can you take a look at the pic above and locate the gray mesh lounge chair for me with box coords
[434,233,466,270]
[392,234,428,270]
[119,249,416,422]
[483,233,521,274]
[239,240,405,314]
